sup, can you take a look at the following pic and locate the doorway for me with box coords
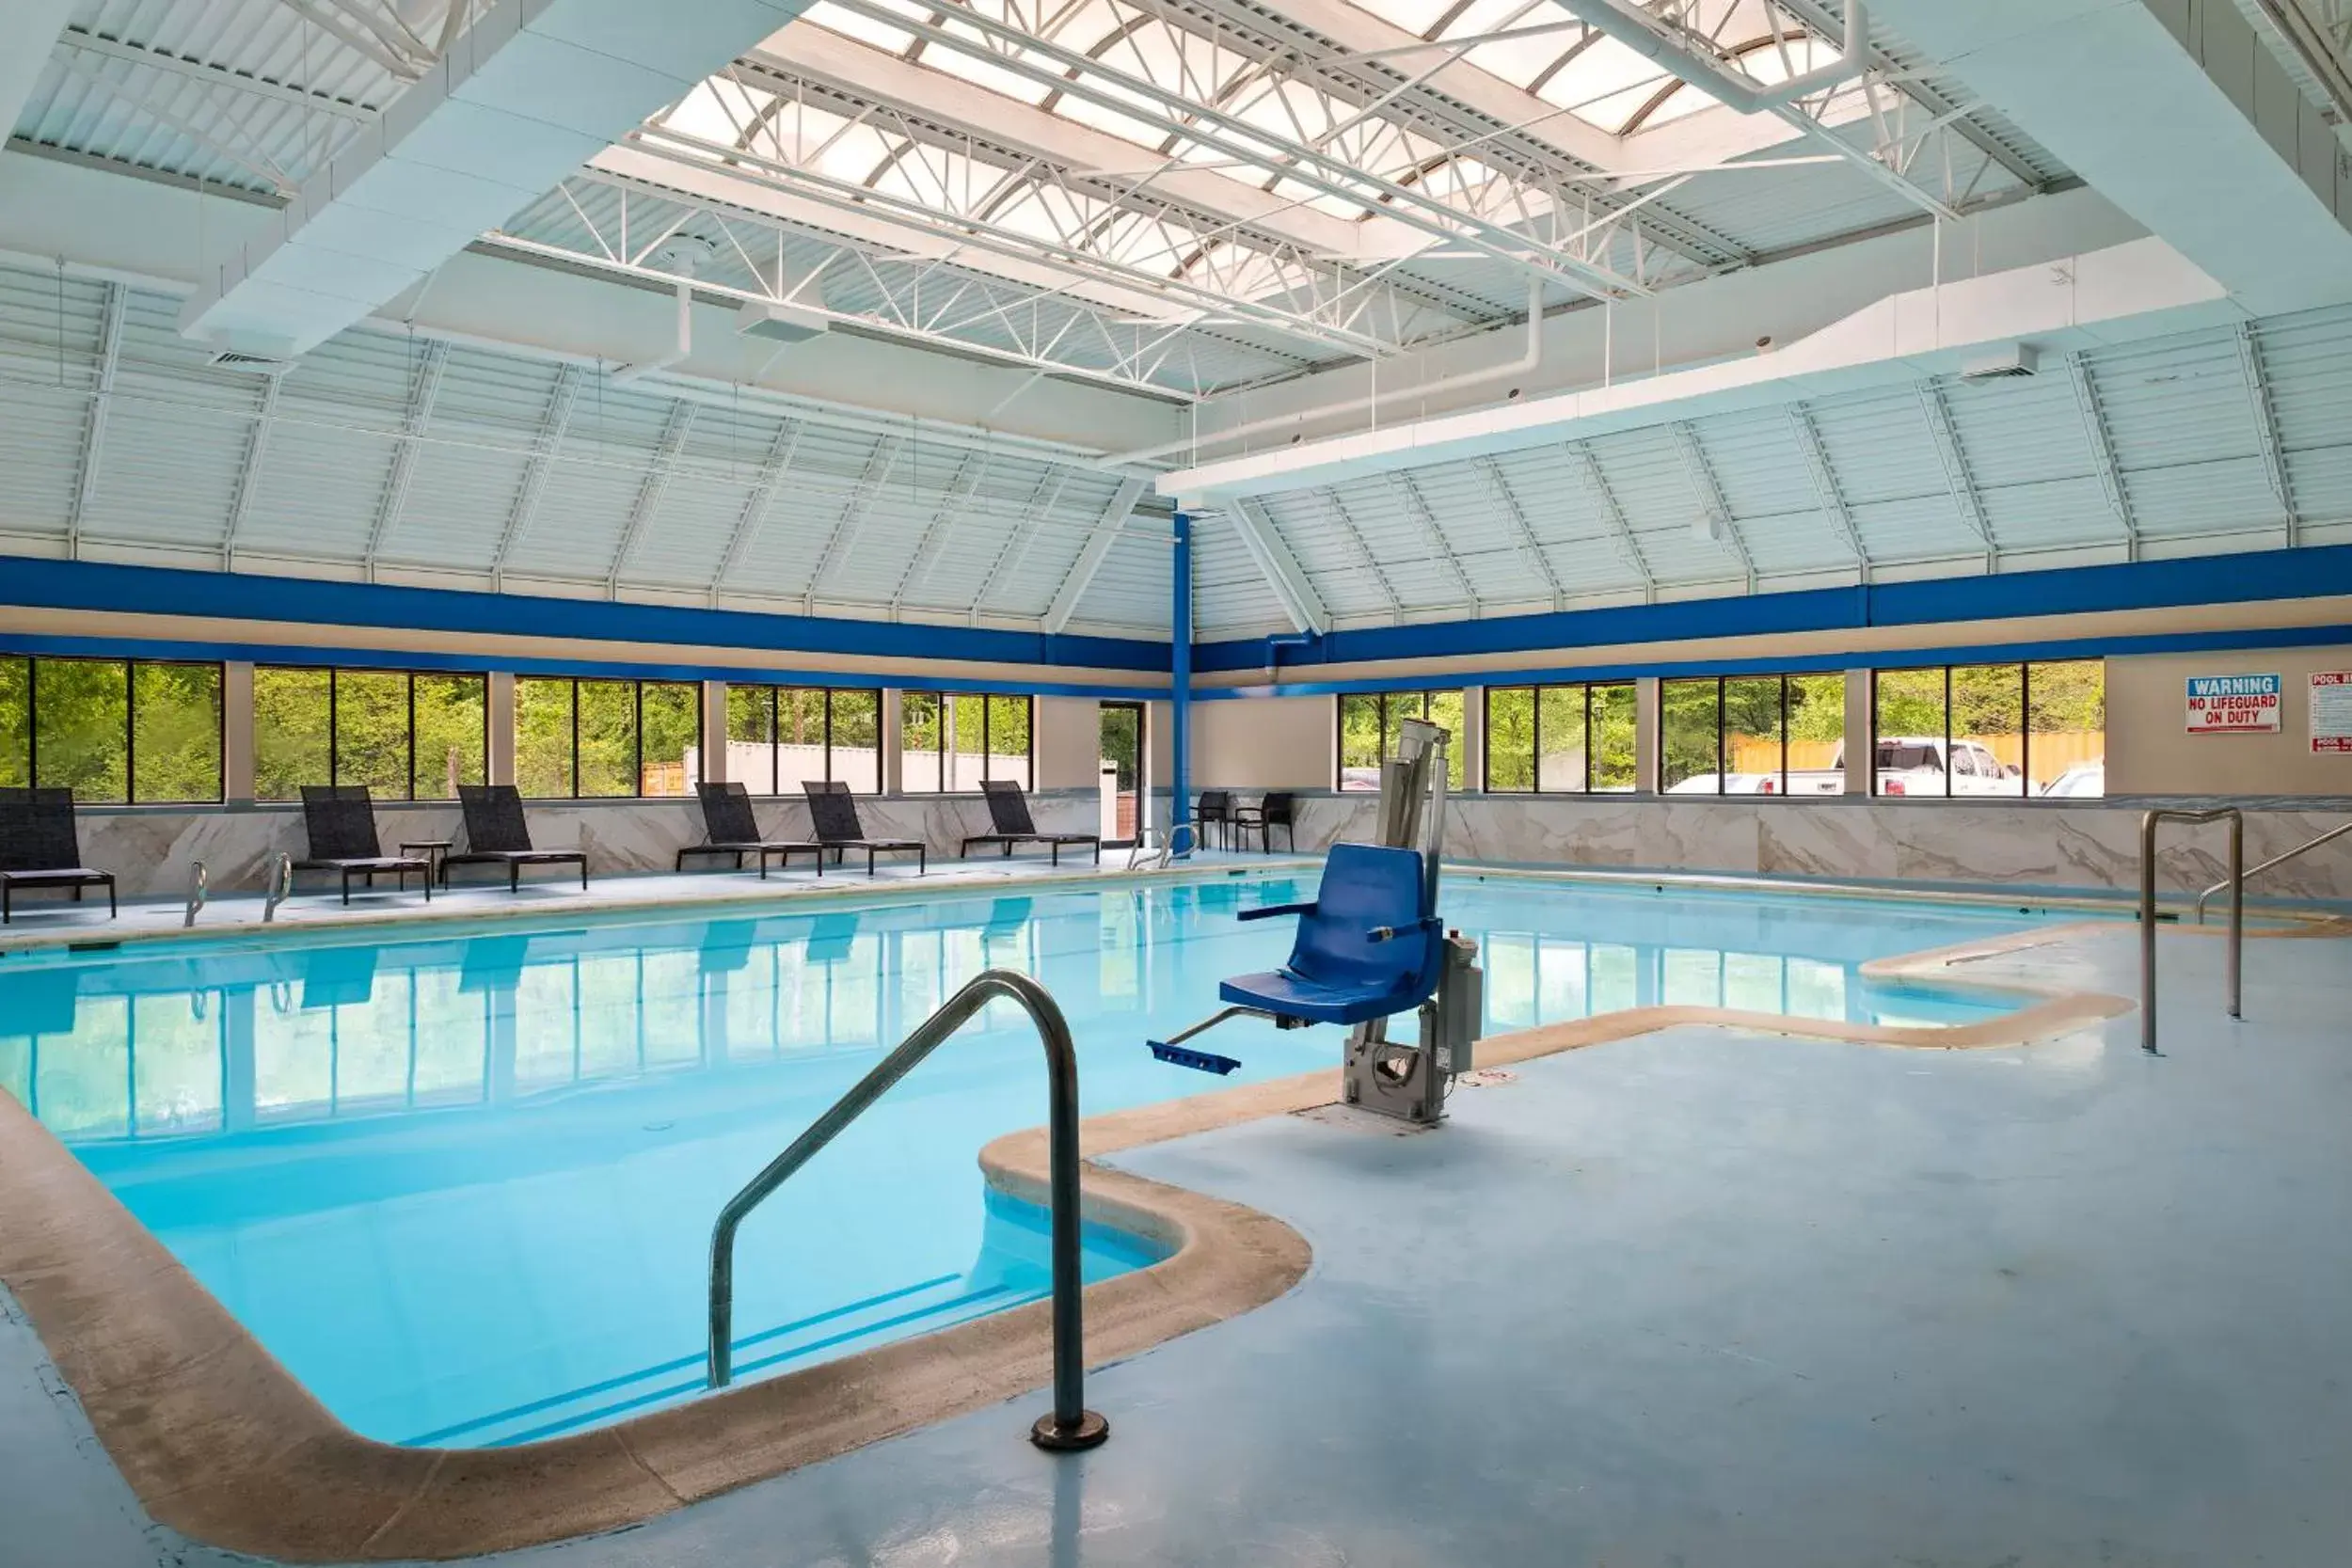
[1098,701,1146,847]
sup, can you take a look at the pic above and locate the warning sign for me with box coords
[2185,673,2281,735]
[2313,671,2352,754]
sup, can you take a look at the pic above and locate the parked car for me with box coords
[1665,772,1776,794]
[2040,759,2106,799]
[1777,737,2019,796]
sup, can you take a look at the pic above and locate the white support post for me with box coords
[701,682,729,784]
[487,672,516,786]
[1635,676,1661,795]
[1457,687,1486,794]
[1843,670,1872,795]
[223,661,256,804]
[881,689,905,794]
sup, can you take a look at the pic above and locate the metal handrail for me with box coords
[2140,808,2242,1055]
[261,851,294,924]
[1125,820,1198,870]
[183,861,207,928]
[706,968,1108,1451]
[2196,820,2352,923]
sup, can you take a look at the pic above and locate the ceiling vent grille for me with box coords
[1959,344,2039,381]
[207,349,299,376]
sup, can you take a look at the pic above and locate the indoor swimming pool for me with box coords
[0,872,2065,1449]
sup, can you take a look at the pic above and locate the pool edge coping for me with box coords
[1,915,2341,1561]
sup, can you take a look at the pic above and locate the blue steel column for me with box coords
[1171,510,1192,849]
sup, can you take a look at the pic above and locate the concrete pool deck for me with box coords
[3,912,2349,1565]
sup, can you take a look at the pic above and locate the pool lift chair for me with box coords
[1148,718,1482,1127]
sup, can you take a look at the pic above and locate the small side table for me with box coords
[401,840,455,886]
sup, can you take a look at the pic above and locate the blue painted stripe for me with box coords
[0,628,1169,700]
[1193,545,2352,673]
[1196,620,2352,699]
[0,556,1168,673]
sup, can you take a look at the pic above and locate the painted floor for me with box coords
[3,919,2348,1567]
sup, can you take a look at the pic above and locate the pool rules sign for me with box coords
[2315,672,2352,753]
[2185,673,2281,735]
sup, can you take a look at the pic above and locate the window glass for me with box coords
[333,670,408,800]
[514,677,574,798]
[1659,678,1721,792]
[987,695,1032,789]
[900,691,945,794]
[1873,669,1947,797]
[726,686,777,797]
[1485,689,1534,792]
[1537,686,1585,791]
[776,688,828,792]
[1951,663,2026,798]
[830,690,882,793]
[1424,690,1465,790]
[1337,694,1382,790]
[2027,659,2106,798]
[130,662,221,804]
[253,668,330,802]
[639,682,700,797]
[1589,682,1638,792]
[1722,676,1782,794]
[951,694,989,790]
[411,674,485,800]
[575,680,639,798]
[1785,673,1845,784]
[0,657,25,787]
[33,658,130,802]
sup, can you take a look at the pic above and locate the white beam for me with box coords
[889,453,993,610]
[1915,383,1995,568]
[1391,472,1481,614]
[1476,458,1566,610]
[803,437,904,607]
[609,403,697,594]
[2236,321,2295,543]
[365,338,448,576]
[0,2,76,135]
[220,377,282,567]
[709,419,804,600]
[1787,404,1869,576]
[965,468,1072,617]
[1567,444,1656,598]
[68,283,126,560]
[490,364,582,584]
[1324,492,1406,615]
[56,27,378,121]
[1043,476,1149,634]
[182,0,818,356]
[1229,498,1330,635]
[2064,353,2138,562]
[1666,420,1756,591]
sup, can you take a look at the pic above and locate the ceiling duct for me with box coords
[206,348,300,376]
[1960,344,2039,381]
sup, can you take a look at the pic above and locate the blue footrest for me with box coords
[1149,1040,1243,1075]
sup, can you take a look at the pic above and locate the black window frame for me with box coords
[901,690,1035,794]
[252,664,490,802]
[1653,673,1839,798]
[2,654,225,805]
[513,675,703,800]
[1479,681,1638,795]
[726,683,884,796]
[1868,661,2103,799]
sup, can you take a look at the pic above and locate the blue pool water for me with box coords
[0,872,2061,1447]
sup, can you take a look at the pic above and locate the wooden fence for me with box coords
[1730,732,2102,785]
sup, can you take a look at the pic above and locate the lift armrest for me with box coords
[1367,916,1443,943]
[1236,900,1317,923]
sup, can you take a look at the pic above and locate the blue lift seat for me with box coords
[1151,843,1445,1073]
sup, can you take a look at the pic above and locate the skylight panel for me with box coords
[802,0,918,55]
[1348,0,1463,36]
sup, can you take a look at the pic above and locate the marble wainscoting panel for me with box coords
[1756,804,1901,881]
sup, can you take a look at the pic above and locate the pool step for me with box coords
[405,1272,1037,1449]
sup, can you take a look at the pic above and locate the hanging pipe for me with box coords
[1104,278,1544,467]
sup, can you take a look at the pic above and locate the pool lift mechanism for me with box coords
[1149,718,1482,1126]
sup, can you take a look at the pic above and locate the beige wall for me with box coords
[1034,697,1103,790]
[1191,696,1334,790]
[2107,647,2352,796]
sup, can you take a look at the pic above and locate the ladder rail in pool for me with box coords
[2194,819,2352,924]
[2140,807,2242,1055]
[705,967,1109,1452]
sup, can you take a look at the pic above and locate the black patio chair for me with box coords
[1194,789,1233,851]
[679,782,824,879]
[0,787,115,925]
[801,780,926,876]
[961,780,1101,866]
[445,784,588,892]
[1233,791,1297,853]
[294,785,433,905]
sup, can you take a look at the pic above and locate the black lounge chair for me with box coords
[0,787,115,925]
[801,780,926,876]
[679,782,823,879]
[295,785,433,905]
[445,784,588,892]
[961,780,1101,866]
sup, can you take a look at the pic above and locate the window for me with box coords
[253,667,488,801]
[1481,682,1637,793]
[724,685,882,794]
[0,656,220,803]
[1872,661,2105,798]
[1336,691,1467,791]
[1656,673,1845,795]
[903,692,1032,792]
[514,677,701,798]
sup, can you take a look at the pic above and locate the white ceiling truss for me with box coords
[0,261,1168,637]
[17,0,2070,403]
[1209,301,2352,640]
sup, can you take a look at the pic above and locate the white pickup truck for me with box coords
[1670,736,2018,795]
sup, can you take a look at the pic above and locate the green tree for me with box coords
[34,659,128,802]
[130,663,222,802]
[411,674,486,799]
[515,677,574,797]
[0,657,26,788]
